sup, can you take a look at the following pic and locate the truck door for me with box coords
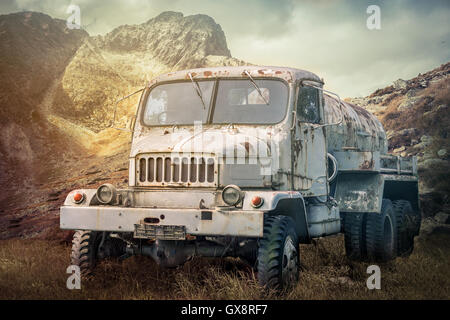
[292,83,328,197]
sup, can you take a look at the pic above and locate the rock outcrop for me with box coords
[347,62,450,216]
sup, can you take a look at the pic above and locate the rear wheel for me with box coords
[344,212,367,261]
[392,200,420,257]
[366,199,397,262]
[257,215,299,291]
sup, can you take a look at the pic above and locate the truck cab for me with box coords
[61,66,421,290]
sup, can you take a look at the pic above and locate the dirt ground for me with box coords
[0,220,449,300]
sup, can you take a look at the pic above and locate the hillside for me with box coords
[0,11,88,183]
[0,12,89,237]
[0,11,246,239]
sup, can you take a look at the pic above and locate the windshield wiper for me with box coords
[188,72,207,109]
[243,70,269,105]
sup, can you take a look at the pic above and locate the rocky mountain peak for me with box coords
[0,11,87,53]
[54,11,245,132]
[98,11,231,68]
[147,11,184,23]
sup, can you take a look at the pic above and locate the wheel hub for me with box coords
[282,235,298,287]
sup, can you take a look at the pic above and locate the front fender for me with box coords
[242,191,310,242]
[241,191,301,210]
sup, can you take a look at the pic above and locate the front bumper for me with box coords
[60,206,264,238]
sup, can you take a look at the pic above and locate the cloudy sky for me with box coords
[1,0,449,97]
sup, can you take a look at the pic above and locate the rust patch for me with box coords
[293,139,302,155]
[204,71,212,77]
[242,142,250,153]
[360,159,374,170]
[185,72,197,79]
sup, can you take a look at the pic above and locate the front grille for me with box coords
[136,153,217,187]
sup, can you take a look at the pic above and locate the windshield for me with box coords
[213,79,288,124]
[143,81,214,126]
[142,79,288,126]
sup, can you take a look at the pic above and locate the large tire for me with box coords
[366,199,397,262]
[71,230,100,276]
[392,200,420,257]
[344,212,367,261]
[257,215,299,291]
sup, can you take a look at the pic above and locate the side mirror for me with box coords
[299,81,344,129]
[111,88,144,132]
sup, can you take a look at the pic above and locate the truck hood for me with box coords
[130,126,281,158]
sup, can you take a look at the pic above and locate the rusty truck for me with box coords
[61,66,421,290]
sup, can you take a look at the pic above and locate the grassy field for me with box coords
[0,222,449,300]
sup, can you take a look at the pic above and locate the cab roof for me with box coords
[147,65,323,86]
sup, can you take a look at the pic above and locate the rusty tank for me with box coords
[323,94,388,154]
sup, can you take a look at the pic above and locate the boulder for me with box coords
[420,135,434,146]
[437,149,447,158]
[398,96,420,111]
[419,158,448,170]
[406,89,418,98]
[393,146,406,153]
[434,212,450,224]
[393,79,408,90]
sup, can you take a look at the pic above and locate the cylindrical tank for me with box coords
[323,94,388,154]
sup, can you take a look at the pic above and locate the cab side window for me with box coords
[297,86,320,124]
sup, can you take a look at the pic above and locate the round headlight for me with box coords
[96,184,117,204]
[222,185,243,206]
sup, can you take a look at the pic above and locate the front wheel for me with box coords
[71,230,100,276]
[70,231,125,276]
[257,215,299,291]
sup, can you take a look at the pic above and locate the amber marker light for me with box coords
[251,196,264,208]
[73,192,84,204]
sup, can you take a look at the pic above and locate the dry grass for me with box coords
[0,227,449,300]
